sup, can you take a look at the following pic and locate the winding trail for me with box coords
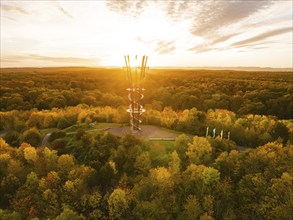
[41,132,52,147]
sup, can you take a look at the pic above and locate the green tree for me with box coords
[3,131,21,147]
[236,173,269,219]
[186,136,212,165]
[108,188,128,219]
[181,195,203,220]
[161,107,178,128]
[134,151,151,175]
[0,209,21,220]
[132,200,165,220]
[0,174,21,207]
[55,206,83,220]
[202,195,214,217]
[21,127,42,147]
[11,172,40,219]
[57,117,71,129]
[262,172,293,220]
[79,192,103,219]
[57,155,75,179]
[269,121,289,143]
[42,189,60,218]
[174,134,191,166]
[168,151,181,184]
[182,164,220,199]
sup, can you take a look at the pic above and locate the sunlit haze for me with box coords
[1,1,292,68]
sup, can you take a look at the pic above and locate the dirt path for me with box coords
[41,132,52,147]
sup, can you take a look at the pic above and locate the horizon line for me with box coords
[1,65,292,72]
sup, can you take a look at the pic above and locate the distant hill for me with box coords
[152,66,293,72]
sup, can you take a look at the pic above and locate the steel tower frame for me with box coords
[124,55,148,131]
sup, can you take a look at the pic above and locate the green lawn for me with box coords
[63,122,122,134]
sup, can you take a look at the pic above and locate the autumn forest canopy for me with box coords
[0,67,292,219]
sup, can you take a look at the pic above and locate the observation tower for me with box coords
[124,55,148,131]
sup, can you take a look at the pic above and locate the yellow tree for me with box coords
[160,107,178,128]
[186,136,212,165]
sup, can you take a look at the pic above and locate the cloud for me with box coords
[54,3,74,19]
[1,15,17,21]
[212,33,240,44]
[155,41,176,54]
[0,58,19,63]
[188,30,286,53]
[105,0,281,49]
[234,41,274,49]
[106,0,131,12]
[1,4,27,14]
[231,27,292,47]
[190,0,274,36]
[165,1,195,21]
[106,1,192,21]
[188,33,240,53]
[106,0,147,17]
[188,44,217,53]
[2,54,100,64]
[29,54,99,63]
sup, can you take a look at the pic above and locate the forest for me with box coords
[0,67,292,219]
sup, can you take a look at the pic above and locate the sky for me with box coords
[1,0,292,68]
